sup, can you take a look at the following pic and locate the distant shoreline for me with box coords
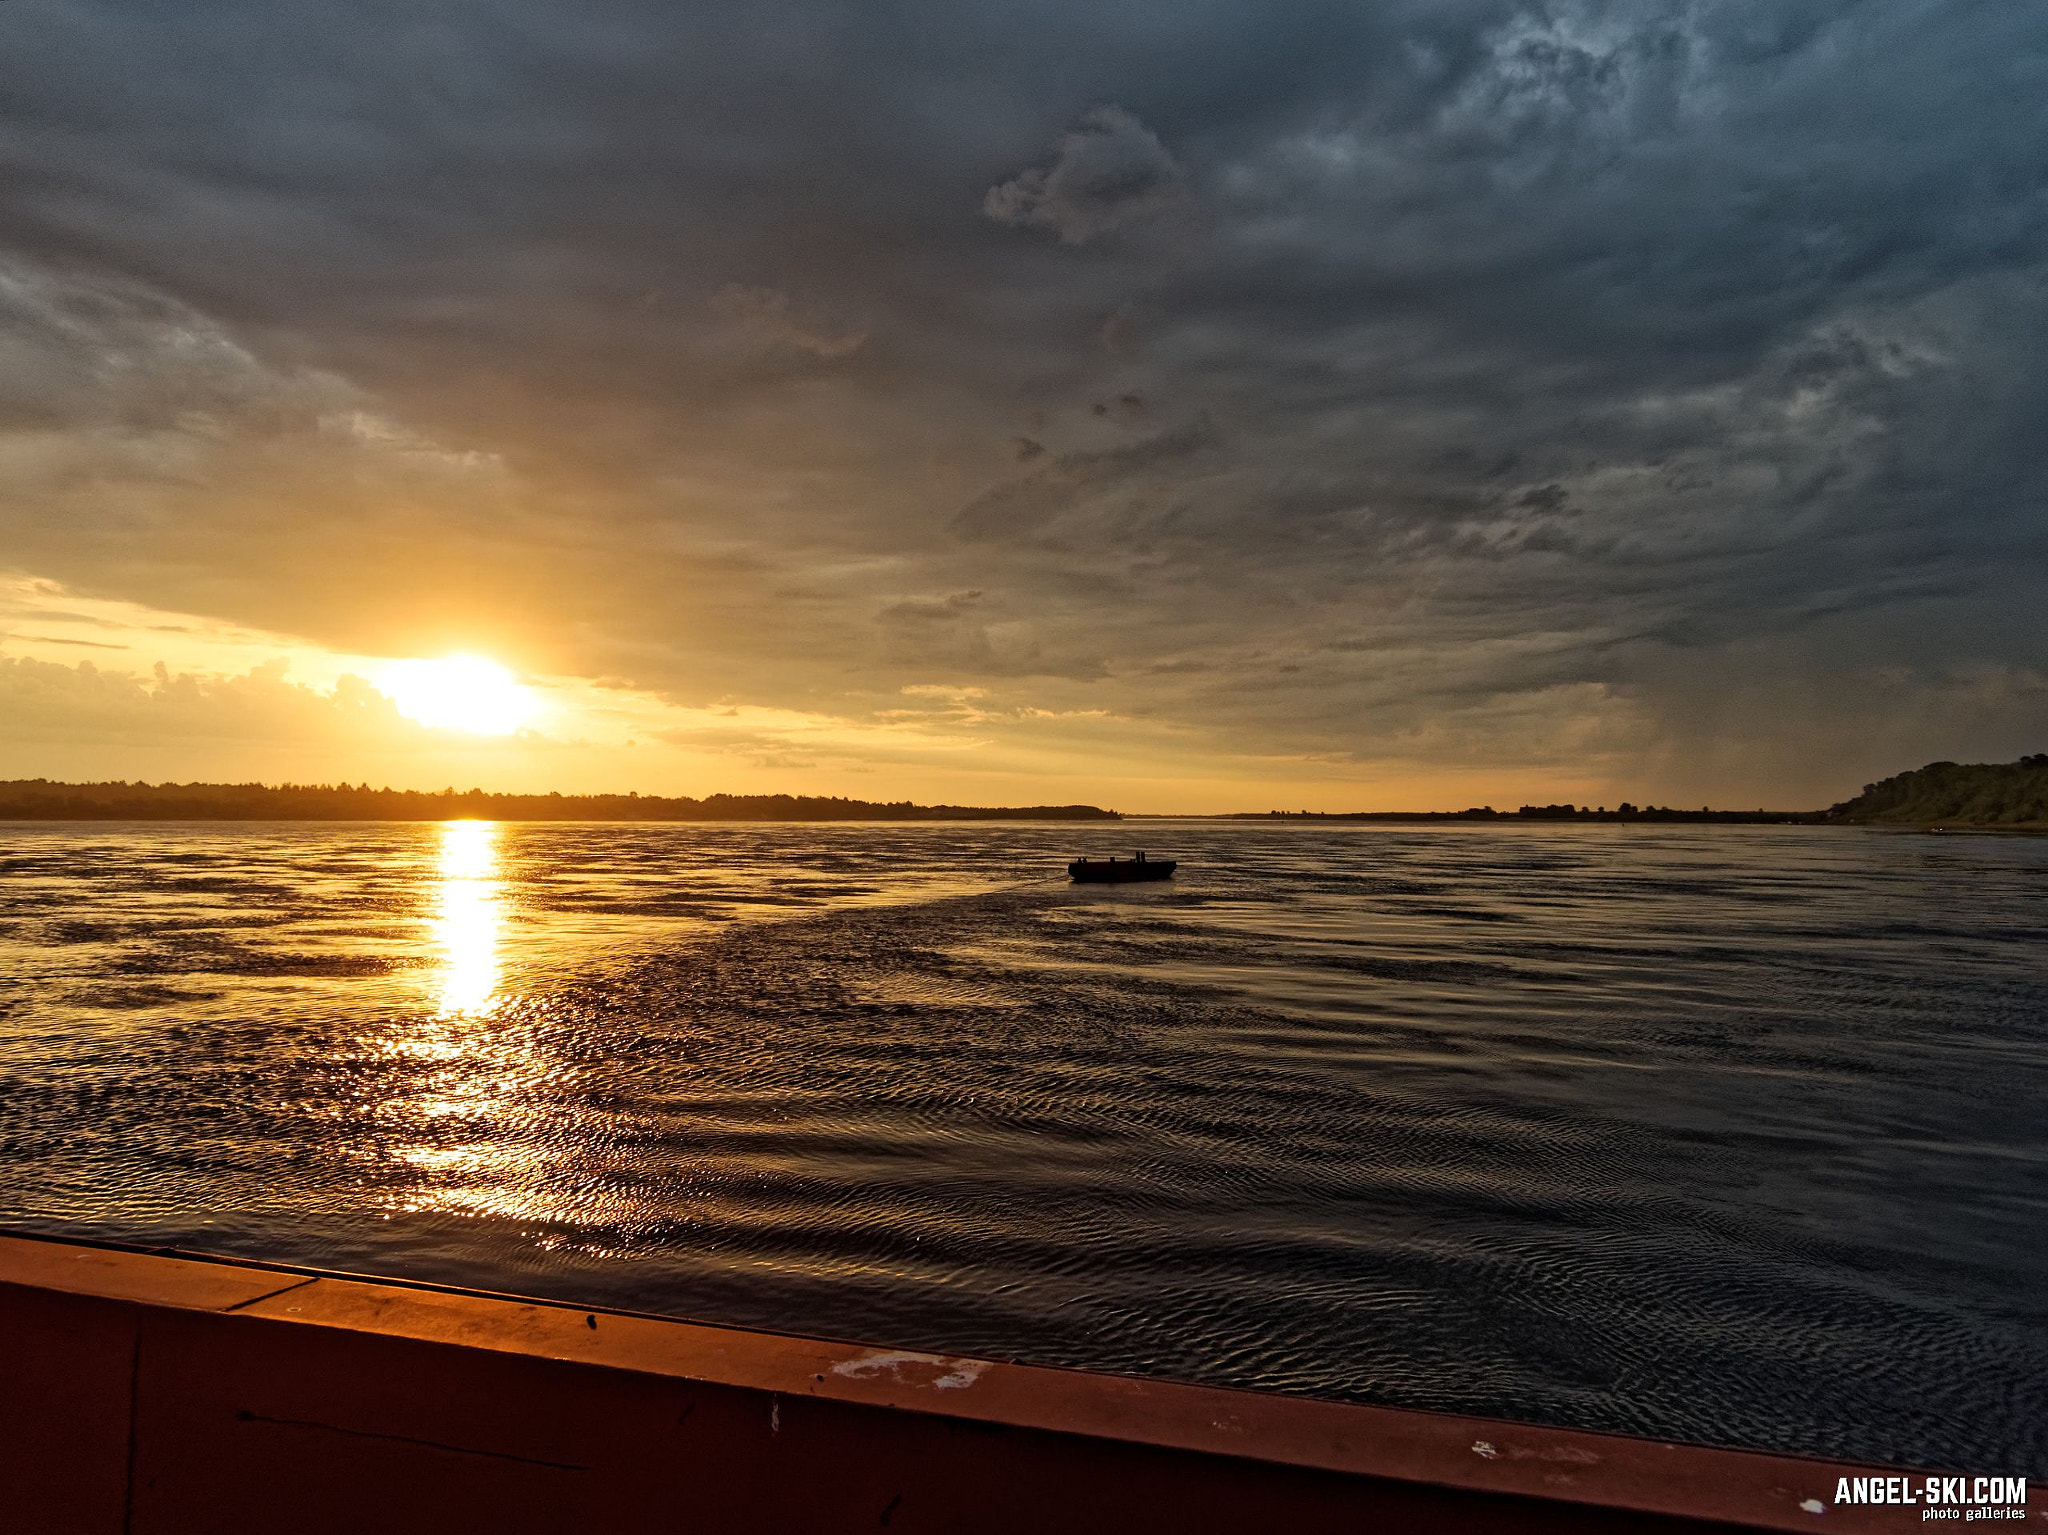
[4,755,2044,830]
[0,781,1119,823]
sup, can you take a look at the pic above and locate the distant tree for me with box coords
[1824,755,2048,825]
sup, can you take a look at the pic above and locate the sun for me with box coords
[374,654,540,735]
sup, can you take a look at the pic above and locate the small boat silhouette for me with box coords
[1068,852,1176,883]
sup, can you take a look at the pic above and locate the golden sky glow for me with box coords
[0,570,1644,810]
[374,655,541,736]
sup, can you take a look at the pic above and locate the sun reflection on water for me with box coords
[388,821,618,1234]
[432,819,503,1017]
[369,819,680,1243]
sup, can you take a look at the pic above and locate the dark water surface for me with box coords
[2,820,2044,1472]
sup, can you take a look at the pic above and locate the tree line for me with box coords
[0,780,1120,822]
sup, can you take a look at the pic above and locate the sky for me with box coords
[1,0,2043,812]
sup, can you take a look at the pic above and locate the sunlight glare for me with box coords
[375,654,539,735]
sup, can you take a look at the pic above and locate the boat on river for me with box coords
[1068,852,1175,883]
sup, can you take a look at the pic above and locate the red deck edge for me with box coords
[0,1230,2031,1533]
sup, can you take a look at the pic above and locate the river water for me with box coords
[1,819,2042,1472]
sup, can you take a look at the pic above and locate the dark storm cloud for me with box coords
[983,105,1190,245]
[0,0,2043,798]
[952,412,1221,540]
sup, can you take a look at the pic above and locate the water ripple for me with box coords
[1,819,2044,1473]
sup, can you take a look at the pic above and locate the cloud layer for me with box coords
[0,0,2042,805]
[984,105,1190,244]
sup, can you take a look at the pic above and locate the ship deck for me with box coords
[0,1230,2019,1532]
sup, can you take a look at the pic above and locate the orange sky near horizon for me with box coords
[1,572,1692,814]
